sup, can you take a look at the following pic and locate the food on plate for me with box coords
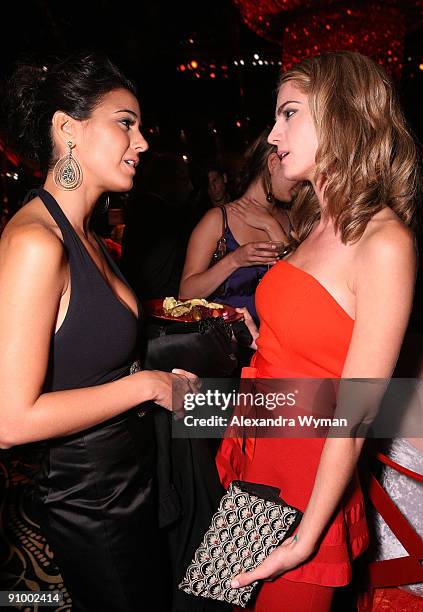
[162,296,179,311]
[169,305,191,318]
[162,297,224,320]
[205,302,224,309]
[185,298,208,307]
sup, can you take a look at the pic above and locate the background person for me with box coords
[207,161,231,208]
[179,129,298,326]
[190,159,233,227]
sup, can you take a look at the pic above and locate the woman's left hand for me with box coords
[230,535,313,588]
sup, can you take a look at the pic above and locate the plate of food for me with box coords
[142,297,244,323]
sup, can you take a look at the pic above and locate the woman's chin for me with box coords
[286,170,311,184]
[108,178,134,193]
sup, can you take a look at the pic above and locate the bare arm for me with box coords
[179,208,278,299]
[0,225,194,448]
[179,209,239,298]
[295,226,416,551]
[232,223,417,586]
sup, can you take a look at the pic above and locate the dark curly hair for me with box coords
[1,51,136,173]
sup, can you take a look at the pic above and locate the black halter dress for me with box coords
[32,188,158,611]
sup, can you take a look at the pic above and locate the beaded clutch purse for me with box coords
[178,480,302,608]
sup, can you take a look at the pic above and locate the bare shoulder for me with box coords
[201,206,225,224]
[358,208,416,269]
[1,198,66,266]
[192,206,225,236]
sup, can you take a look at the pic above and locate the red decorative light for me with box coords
[282,3,406,80]
[233,0,338,43]
[0,138,19,167]
[179,64,186,71]
[190,60,199,69]
[232,0,423,80]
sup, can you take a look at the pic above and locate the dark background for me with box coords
[0,0,422,232]
[1,0,421,163]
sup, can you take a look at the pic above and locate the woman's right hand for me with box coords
[144,369,199,414]
[230,241,278,267]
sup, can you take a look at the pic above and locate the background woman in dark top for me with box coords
[0,52,196,611]
[179,130,299,325]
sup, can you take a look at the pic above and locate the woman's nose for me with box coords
[134,132,149,153]
[267,125,278,145]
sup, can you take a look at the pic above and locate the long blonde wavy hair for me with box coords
[281,51,420,244]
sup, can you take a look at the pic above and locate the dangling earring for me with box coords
[53,141,83,190]
[266,181,274,203]
[104,194,110,212]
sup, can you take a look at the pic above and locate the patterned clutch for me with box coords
[178,480,302,608]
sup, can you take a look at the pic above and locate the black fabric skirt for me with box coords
[33,408,158,612]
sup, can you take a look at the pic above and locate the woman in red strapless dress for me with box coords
[216,51,419,612]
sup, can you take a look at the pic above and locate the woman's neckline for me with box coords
[280,259,355,322]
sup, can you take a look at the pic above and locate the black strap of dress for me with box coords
[29,188,136,290]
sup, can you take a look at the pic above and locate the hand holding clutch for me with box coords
[230,531,311,588]
[179,480,302,608]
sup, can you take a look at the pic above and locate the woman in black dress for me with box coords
[0,52,196,611]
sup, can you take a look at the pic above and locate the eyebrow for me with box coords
[276,100,302,116]
[113,109,138,118]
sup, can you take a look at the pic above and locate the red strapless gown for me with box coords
[216,260,369,597]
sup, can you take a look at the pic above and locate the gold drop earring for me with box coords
[53,141,83,190]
